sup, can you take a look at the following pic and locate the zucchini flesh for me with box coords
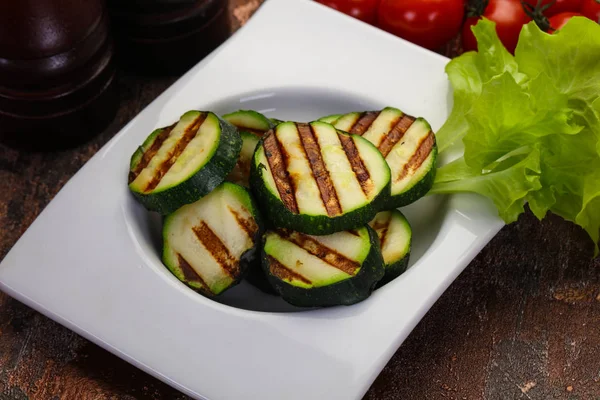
[162,182,262,296]
[368,210,411,287]
[223,110,275,187]
[250,121,391,235]
[332,107,437,208]
[226,132,260,187]
[262,225,384,307]
[129,111,241,215]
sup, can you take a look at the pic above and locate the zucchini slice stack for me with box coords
[223,110,275,187]
[128,111,242,215]
[163,182,263,296]
[128,106,428,307]
[250,121,391,235]
[261,226,385,307]
[368,210,412,287]
[329,107,437,209]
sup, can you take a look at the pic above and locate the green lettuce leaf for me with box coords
[435,18,527,152]
[431,147,541,222]
[431,17,600,255]
[463,72,580,169]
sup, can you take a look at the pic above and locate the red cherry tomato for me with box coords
[537,0,583,16]
[376,0,465,50]
[462,0,531,54]
[315,0,380,24]
[548,11,585,30]
[581,0,600,22]
[462,16,480,52]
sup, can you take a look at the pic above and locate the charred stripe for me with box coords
[263,131,299,213]
[349,111,379,136]
[177,254,211,294]
[227,206,259,239]
[144,113,207,192]
[338,133,374,197]
[297,123,342,216]
[277,229,360,276]
[396,132,435,182]
[129,123,175,183]
[269,256,312,285]
[192,221,239,278]
[372,215,392,250]
[238,127,269,137]
[378,115,416,158]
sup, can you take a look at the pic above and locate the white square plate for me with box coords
[0,0,505,398]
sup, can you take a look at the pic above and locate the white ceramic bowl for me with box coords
[0,0,504,398]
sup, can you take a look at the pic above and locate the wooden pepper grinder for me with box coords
[107,0,231,75]
[0,0,119,151]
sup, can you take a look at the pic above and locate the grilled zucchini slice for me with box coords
[261,225,385,307]
[368,210,411,287]
[223,110,275,187]
[332,107,437,209]
[226,131,260,187]
[162,182,263,297]
[250,121,391,235]
[222,109,274,137]
[128,111,242,215]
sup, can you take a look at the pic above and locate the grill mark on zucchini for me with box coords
[263,131,299,213]
[396,132,435,182]
[348,229,361,236]
[277,229,360,276]
[338,133,373,196]
[144,113,207,192]
[192,221,239,278]
[378,115,416,157]
[297,123,342,216]
[177,254,211,294]
[268,256,312,285]
[241,127,268,136]
[128,124,175,183]
[350,112,379,135]
[227,206,259,238]
[371,214,391,250]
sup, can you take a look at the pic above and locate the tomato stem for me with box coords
[521,0,552,31]
[466,0,488,17]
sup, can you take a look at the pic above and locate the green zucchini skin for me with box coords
[369,210,412,287]
[383,145,437,209]
[162,182,264,297]
[261,225,385,307]
[317,114,342,124]
[249,124,391,235]
[130,113,242,215]
[379,253,409,287]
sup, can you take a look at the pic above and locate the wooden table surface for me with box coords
[1,1,599,399]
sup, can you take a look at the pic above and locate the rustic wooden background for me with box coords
[0,0,599,399]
